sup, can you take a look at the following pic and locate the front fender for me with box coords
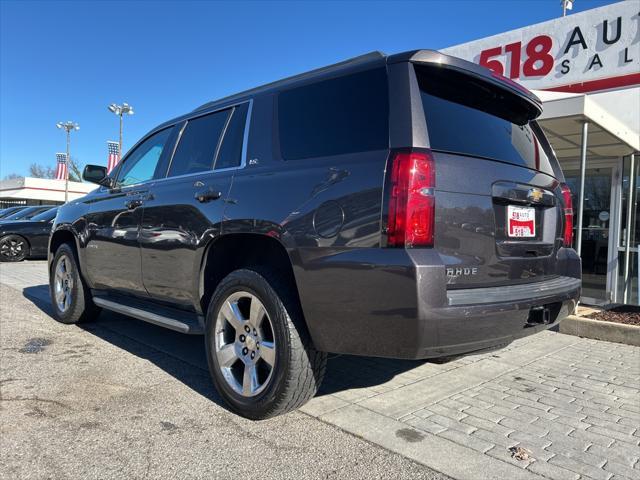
[49,201,91,283]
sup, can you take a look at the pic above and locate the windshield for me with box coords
[2,206,51,221]
[30,208,58,222]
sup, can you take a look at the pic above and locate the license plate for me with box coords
[507,205,536,238]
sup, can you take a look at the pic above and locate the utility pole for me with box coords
[108,103,134,158]
[56,121,80,203]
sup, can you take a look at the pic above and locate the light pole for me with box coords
[108,102,134,159]
[561,0,573,16]
[56,121,80,203]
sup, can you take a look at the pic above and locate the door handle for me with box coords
[125,199,143,210]
[195,189,222,203]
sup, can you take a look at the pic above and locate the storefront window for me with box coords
[564,168,612,302]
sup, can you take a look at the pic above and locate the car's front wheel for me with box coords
[50,243,100,324]
[205,268,327,419]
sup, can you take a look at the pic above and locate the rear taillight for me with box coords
[560,183,574,247]
[387,150,435,248]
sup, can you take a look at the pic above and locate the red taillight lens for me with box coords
[387,150,435,248]
[560,183,574,247]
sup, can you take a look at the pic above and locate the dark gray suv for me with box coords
[49,50,581,419]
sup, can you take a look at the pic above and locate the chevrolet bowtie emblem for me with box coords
[528,188,544,203]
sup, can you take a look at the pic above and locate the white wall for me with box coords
[589,86,640,137]
[0,177,96,203]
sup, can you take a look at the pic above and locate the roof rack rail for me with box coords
[193,51,386,112]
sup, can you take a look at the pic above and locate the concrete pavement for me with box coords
[0,261,446,480]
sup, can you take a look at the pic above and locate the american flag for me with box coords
[55,153,68,180]
[107,141,120,174]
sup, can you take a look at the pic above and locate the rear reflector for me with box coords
[387,150,435,248]
[560,183,574,247]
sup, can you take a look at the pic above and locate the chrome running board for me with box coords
[92,296,204,334]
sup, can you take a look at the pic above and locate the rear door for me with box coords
[413,63,565,288]
[139,103,249,308]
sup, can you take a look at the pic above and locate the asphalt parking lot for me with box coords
[1,261,639,480]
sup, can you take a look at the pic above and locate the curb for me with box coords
[559,315,640,346]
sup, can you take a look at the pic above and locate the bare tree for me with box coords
[28,157,83,182]
[29,163,55,179]
[3,173,24,180]
[68,157,83,182]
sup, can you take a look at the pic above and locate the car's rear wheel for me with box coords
[205,268,327,419]
[0,235,29,262]
[50,243,100,324]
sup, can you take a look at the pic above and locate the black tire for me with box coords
[0,234,29,262]
[49,243,100,324]
[205,268,327,419]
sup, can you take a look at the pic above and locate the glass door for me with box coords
[564,166,617,304]
[616,155,639,305]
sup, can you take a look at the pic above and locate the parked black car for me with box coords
[49,50,581,419]
[0,205,55,223]
[0,206,28,220]
[0,207,58,262]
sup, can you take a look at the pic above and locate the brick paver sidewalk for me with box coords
[302,329,640,480]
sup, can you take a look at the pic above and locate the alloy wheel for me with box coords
[214,291,276,397]
[54,254,74,313]
[0,237,26,260]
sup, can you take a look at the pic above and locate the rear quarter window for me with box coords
[215,103,249,170]
[168,110,230,177]
[416,64,555,176]
[278,67,389,160]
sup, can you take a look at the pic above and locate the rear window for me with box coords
[3,206,47,221]
[278,68,389,160]
[30,208,58,222]
[416,64,555,175]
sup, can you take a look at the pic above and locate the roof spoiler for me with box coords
[388,49,543,121]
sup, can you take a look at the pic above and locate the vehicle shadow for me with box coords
[23,284,433,402]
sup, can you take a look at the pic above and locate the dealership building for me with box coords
[444,0,639,305]
[0,177,95,207]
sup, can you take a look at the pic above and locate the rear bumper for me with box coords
[414,275,579,359]
[296,246,581,359]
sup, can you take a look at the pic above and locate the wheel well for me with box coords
[200,234,300,315]
[49,230,76,257]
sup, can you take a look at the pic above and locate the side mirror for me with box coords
[83,164,114,187]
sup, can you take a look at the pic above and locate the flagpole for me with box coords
[119,113,123,160]
[108,103,134,159]
[65,129,70,203]
[56,121,79,204]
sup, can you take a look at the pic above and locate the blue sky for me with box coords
[0,0,616,178]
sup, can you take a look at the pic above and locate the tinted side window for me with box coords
[167,110,230,177]
[118,128,172,186]
[215,103,248,170]
[278,68,389,160]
